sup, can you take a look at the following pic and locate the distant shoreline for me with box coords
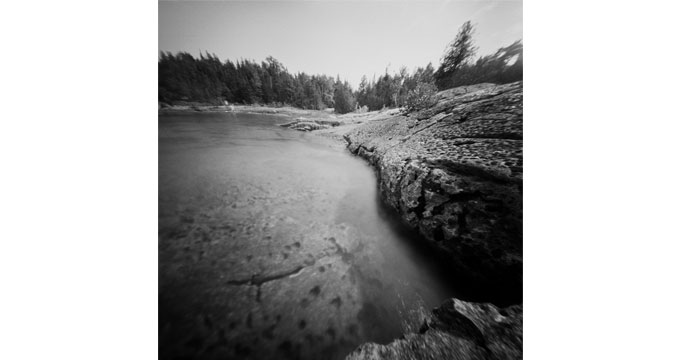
[158,102,339,118]
[158,102,233,114]
[158,101,402,146]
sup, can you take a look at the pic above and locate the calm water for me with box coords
[159,112,463,359]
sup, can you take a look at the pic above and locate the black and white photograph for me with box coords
[158,1,522,359]
[4,1,700,360]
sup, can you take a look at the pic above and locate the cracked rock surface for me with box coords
[345,298,523,360]
[344,82,523,304]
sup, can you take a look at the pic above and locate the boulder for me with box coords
[345,299,522,360]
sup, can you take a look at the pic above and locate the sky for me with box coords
[159,0,522,88]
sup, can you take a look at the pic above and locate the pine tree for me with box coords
[435,21,477,90]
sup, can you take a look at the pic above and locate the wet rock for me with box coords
[344,81,523,304]
[345,299,522,360]
[279,117,341,131]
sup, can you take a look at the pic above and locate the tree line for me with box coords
[158,53,351,111]
[158,21,522,114]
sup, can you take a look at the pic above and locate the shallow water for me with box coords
[159,112,463,359]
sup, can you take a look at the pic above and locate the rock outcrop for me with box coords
[279,117,341,131]
[345,298,522,360]
[344,82,523,304]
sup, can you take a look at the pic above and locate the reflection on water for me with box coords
[159,112,464,359]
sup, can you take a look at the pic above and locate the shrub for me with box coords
[405,82,438,112]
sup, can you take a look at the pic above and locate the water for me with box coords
[159,112,462,359]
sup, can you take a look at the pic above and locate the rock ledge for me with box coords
[345,298,522,360]
[344,81,523,304]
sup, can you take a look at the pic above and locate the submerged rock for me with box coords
[344,81,523,304]
[345,298,522,360]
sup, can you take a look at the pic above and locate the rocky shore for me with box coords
[279,118,341,131]
[329,81,523,359]
[161,82,523,359]
[343,82,523,304]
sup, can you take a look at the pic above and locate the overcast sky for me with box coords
[159,0,522,88]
